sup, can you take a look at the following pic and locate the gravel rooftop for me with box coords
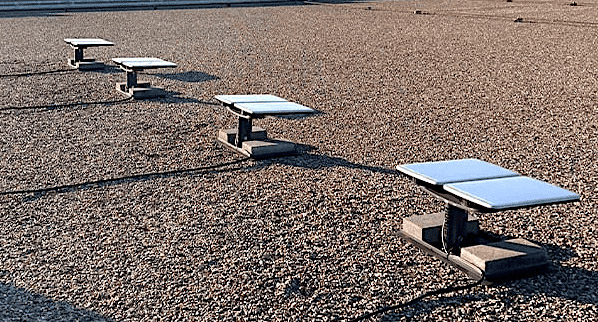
[1,0,597,320]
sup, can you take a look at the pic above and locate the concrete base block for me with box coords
[130,86,166,99]
[242,139,296,159]
[217,134,297,159]
[402,212,479,244]
[116,81,151,92]
[460,238,548,280]
[115,82,163,99]
[218,127,267,145]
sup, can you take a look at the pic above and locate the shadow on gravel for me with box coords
[0,282,114,322]
[374,242,598,321]
[0,0,309,19]
[304,0,371,3]
[0,12,70,19]
[525,242,598,304]
[151,71,219,83]
[275,109,325,120]
[0,0,372,19]
[252,144,395,174]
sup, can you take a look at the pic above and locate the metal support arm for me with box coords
[126,71,138,90]
[442,203,468,254]
[236,116,253,147]
[73,48,84,63]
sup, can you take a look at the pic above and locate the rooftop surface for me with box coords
[1,0,597,320]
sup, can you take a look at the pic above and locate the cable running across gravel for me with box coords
[0,96,134,111]
[349,274,485,321]
[0,67,75,78]
[0,157,251,197]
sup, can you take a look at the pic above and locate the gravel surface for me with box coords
[1,0,597,320]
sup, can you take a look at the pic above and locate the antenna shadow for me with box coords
[374,242,597,321]
[0,12,70,19]
[250,143,395,175]
[0,281,114,321]
[0,0,380,19]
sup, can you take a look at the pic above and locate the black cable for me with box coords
[0,95,134,112]
[0,68,75,78]
[0,157,250,197]
[349,274,485,322]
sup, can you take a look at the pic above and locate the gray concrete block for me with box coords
[129,86,166,99]
[460,238,548,279]
[116,81,151,92]
[218,127,267,144]
[402,212,479,244]
[69,59,104,71]
[242,139,296,158]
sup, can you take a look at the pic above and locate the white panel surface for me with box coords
[214,94,288,105]
[396,159,519,185]
[444,176,580,209]
[64,38,114,47]
[234,101,315,116]
[112,57,177,69]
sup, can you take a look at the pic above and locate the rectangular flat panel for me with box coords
[214,94,287,105]
[444,176,580,210]
[396,159,518,185]
[112,57,177,70]
[64,38,114,46]
[234,101,315,116]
